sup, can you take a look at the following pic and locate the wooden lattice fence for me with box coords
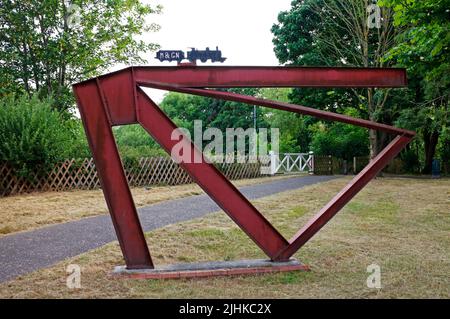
[313,155,334,175]
[0,156,266,197]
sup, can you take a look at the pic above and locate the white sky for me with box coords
[132,0,293,102]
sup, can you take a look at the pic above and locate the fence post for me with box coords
[269,150,278,175]
[309,151,314,175]
[328,155,333,175]
[353,156,357,174]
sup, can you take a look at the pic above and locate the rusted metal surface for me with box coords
[274,135,412,261]
[73,80,153,269]
[135,87,289,258]
[137,83,415,137]
[73,66,414,271]
[132,66,407,88]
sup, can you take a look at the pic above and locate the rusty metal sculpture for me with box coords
[73,66,414,278]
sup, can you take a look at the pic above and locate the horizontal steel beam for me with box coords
[132,66,407,88]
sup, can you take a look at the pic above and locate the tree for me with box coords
[272,0,400,160]
[159,89,274,154]
[0,0,161,111]
[380,0,450,172]
[260,88,314,153]
[160,89,269,133]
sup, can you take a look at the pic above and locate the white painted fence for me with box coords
[261,151,314,175]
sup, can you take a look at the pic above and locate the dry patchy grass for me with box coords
[0,175,293,236]
[0,177,448,298]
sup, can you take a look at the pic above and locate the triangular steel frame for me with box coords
[73,66,414,269]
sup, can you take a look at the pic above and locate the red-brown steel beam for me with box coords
[73,79,153,269]
[135,87,290,259]
[136,83,415,137]
[274,134,412,260]
[132,66,407,88]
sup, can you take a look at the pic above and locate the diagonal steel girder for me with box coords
[73,66,414,269]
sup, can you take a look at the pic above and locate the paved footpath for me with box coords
[0,175,336,283]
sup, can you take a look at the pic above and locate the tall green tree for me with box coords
[272,0,401,159]
[380,0,450,172]
[0,0,161,111]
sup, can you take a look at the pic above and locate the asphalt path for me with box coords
[0,175,336,283]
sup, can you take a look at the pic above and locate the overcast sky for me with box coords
[134,0,293,102]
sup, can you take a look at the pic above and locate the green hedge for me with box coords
[0,95,89,178]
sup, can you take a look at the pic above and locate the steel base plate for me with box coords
[111,258,309,279]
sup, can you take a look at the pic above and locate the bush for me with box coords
[114,124,160,148]
[0,95,82,178]
[400,148,421,173]
[310,122,369,160]
[113,124,166,162]
[65,118,91,158]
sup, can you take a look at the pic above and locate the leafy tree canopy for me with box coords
[0,0,161,111]
[380,0,450,172]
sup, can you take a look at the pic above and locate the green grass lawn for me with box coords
[1,177,448,298]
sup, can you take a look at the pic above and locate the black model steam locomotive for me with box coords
[155,47,226,64]
[186,47,226,63]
